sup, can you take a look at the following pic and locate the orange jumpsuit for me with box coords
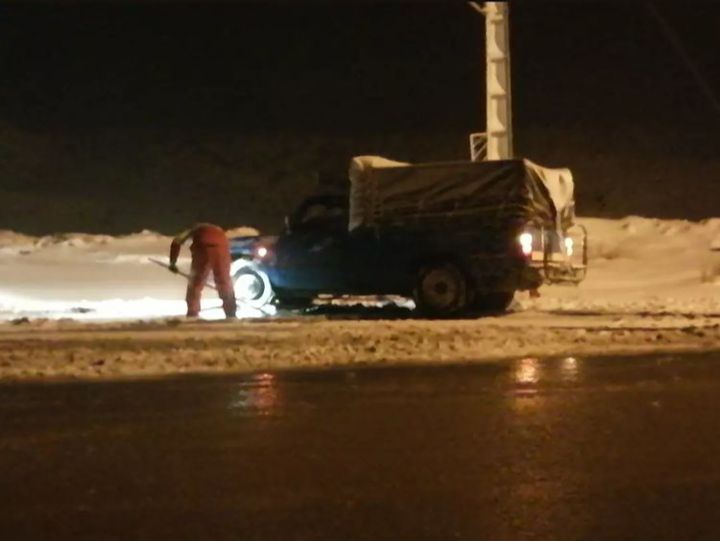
[169,223,236,318]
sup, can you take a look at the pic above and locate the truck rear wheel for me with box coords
[414,262,468,317]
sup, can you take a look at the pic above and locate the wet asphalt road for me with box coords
[2,353,720,541]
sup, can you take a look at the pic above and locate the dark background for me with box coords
[0,1,718,235]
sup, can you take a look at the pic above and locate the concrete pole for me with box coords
[484,2,513,160]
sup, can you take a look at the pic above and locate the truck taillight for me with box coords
[518,232,533,256]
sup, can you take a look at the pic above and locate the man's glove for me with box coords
[168,263,179,274]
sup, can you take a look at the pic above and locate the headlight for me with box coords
[518,232,533,256]
[256,246,268,259]
[564,237,574,256]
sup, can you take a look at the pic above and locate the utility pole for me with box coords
[469,1,513,160]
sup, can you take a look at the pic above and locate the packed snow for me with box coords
[0,216,718,379]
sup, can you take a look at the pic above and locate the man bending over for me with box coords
[169,223,236,319]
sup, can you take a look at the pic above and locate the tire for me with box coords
[469,291,515,313]
[413,261,468,317]
[230,260,274,309]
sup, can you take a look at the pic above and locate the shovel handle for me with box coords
[148,257,220,291]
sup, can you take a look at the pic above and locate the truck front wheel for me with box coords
[231,261,274,309]
[414,262,468,317]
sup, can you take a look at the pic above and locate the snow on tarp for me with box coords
[348,156,576,231]
[523,159,576,228]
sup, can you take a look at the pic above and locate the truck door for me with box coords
[272,197,354,293]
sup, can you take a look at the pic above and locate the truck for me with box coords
[229,156,587,317]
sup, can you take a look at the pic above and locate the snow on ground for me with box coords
[0,217,718,380]
[519,216,720,316]
[0,312,717,380]
[0,226,261,321]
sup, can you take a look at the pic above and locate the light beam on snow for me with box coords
[0,290,270,321]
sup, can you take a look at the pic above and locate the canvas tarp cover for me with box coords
[348,156,575,231]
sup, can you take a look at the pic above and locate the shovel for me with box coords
[148,257,218,291]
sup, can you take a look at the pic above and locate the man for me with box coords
[169,223,236,319]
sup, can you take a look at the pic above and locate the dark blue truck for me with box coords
[229,158,587,317]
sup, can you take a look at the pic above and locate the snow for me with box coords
[0,226,262,321]
[0,216,718,380]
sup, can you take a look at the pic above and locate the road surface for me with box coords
[2,352,720,540]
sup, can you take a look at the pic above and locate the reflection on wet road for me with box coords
[2,352,720,540]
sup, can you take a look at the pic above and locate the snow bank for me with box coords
[0,226,259,256]
[540,216,720,316]
[225,226,260,238]
[0,216,717,380]
[0,316,717,380]
[0,230,36,246]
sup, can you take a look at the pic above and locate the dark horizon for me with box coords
[2,2,719,134]
[0,1,719,234]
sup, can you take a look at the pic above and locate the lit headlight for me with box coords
[256,246,268,259]
[564,237,574,256]
[519,232,533,256]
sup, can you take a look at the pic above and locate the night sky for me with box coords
[3,2,482,134]
[0,1,718,233]
[2,1,718,132]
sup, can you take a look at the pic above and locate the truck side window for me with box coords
[300,204,330,224]
[295,201,347,231]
